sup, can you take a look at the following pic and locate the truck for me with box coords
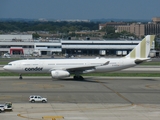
[0,105,5,113]
[149,50,156,58]
[0,102,12,112]
[122,51,127,56]
[99,50,106,56]
[32,50,41,57]
[116,51,122,56]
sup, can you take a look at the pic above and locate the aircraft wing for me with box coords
[50,61,110,73]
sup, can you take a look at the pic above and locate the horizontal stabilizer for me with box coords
[134,58,150,64]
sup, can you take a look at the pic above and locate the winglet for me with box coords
[125,35,155,59]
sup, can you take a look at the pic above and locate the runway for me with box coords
[0,76,160,120]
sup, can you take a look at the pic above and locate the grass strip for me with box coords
[140,62,160,65]
[0,72,160,77]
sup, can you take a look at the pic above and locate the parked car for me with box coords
[29,95,47,103]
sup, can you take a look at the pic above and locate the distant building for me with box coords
[118,23,145,38]
[145,22,160,36]
[152,17,160,24]
[99,22,127,30]
[117,17,160,38]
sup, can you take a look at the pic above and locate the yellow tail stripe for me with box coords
[130,48,136,58]
[140,37,146,58]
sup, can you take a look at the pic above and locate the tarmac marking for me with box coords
[137,104,160,109]
[17,104,132,120]
[42,116,64,120]
[145,84,160,90]
[0,96,11,100]
[17,113,42,120]
[12,82,27,85]
[35,84,64,89]
[97,80,134,105]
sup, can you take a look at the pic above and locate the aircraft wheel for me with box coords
[73,76,77,80]
[42,100,46,103]
[19,74,23,79]
[73,75,84,80]
[31,100,35,103]
[79,76,84,80]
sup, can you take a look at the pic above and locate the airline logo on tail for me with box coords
[125,35,155,59]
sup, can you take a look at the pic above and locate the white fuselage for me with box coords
[3,58,136,74]
[3,35,154,79]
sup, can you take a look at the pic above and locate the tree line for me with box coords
[0,21,99,33]
[0,21,137,39]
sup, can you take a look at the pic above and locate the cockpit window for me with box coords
[8,64,12,66]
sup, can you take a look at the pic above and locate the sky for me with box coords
[0,0,160,20]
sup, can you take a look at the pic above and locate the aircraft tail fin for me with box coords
[125,35,155,59]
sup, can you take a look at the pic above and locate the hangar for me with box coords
[0,34,149,56]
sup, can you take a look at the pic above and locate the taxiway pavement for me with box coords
[0,76,160,120]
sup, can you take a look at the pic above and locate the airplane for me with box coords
[3,35,155,80]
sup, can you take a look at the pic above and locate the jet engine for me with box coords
[51,70,70,79]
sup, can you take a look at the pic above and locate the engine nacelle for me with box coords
[51,70,70,79]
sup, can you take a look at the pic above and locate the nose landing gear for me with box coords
[19,74,23,79]
[73,75,84,80]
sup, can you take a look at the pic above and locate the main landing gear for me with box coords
[19,74,23,79]
[73,75,84,80]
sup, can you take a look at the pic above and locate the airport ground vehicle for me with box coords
[29,95,47,103]
[4,102,12,111]
[3,53,11,58]
[0,105,5,113]
[0,102,12,112]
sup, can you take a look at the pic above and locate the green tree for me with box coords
[32,33,40,39]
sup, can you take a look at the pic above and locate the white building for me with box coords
[0,34,145,56]
[0,34,32,41]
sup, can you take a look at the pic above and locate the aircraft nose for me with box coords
[3,65,6,70]
[3,65,8,70]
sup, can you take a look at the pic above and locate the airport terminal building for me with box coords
[0,34,149,57]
